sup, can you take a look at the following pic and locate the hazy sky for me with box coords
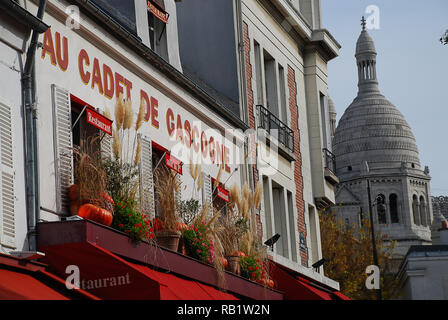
[321,0,448,196]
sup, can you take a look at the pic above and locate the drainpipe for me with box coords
[22,0,48,251]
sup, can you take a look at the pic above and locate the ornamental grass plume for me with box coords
[123,98,134,131]
[114,93,125,131]
[73,136,108,210]
[135,97,145,132]
[197,171,203,192]
[190,205,227,288]
[112,128,121,160]
[253,184,263,209]
[214,166,223,189]
[134,138,141,167]
[104,95,144,211]
[154,164,181,231]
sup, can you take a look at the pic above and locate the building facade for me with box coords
[397,221,448,300]
[332,20,433,268]
[0,0,345,299]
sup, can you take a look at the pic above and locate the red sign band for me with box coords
[217,186,229,203]
[147,1,168,24]
[165,153,183,175]
[86,108,113,136]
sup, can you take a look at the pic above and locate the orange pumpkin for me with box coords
[78,204,113,227]
[268,279,274,288]
[68,184,79,201]
[176,222,188,231]
[98,208,113,227]
[78,204,98,221]
[218,257,228,269]
[232,251,246,257]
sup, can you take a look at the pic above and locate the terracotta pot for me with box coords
[155,230,181,251]
[226,256,240,275]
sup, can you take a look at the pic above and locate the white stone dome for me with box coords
[333,27,421,180]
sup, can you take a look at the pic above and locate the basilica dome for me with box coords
[333,23,420,180]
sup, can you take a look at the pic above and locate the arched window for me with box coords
[412,195,420,225]
[419,196,427,226]
[377,194,387,224]
[389,194,399,223]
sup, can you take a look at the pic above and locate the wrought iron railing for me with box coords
[323,148,336,174]
[256,105,294,153]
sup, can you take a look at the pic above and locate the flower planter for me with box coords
[226,256,240,275]
[155,230,181,251]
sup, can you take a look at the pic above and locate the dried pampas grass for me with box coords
[135,98,145,131]
[154,165,181,231]
[114,94,125,131]
[123,98,134,130]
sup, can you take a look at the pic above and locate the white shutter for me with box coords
[139,135,155,219]
[202,172,213,217]
[52,85,73,214]
[0,102,16,248]
[100,132,113,160]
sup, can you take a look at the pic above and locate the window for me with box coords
[254,41,263,105]
[71,100,101,162]
[152,145,173,218]
[320,93,331,150]
[148,2,168,60]
[278,65,287,123]
[308,205,319,267]
[377,194,387,224]
[389,194,399,223]
[262,176,299,262]
[263,50,278,117]
[419,196,427,226]
[412,195,420,225]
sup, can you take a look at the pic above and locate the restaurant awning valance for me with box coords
[40,241,238,300]
[0,253,98,300]
[269,261,350,300]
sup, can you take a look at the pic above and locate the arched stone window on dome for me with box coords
[412,195,420,225]
[389,194,399,223]
[419,196,427,226]
[377,194,387,224]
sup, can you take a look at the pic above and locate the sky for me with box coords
[321,0,448,196]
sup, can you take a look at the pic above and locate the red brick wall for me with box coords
[243,22,263,239]
[287,66,308,266]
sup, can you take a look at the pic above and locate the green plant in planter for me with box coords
[112,197,154,243]
[181,222,216,264]
[239,256,263,281]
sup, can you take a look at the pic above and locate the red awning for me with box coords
[40,241,238,300]
[130,262,237,300]
[269,261,349,300]
[0,269,70,300]
[0,253,98,300]
[296,277,332,300]
[332,291,351,300]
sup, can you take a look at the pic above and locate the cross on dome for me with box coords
[361,16,366,30]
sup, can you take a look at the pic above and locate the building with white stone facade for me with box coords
[331,19,433,269]
[0,0,351,300]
